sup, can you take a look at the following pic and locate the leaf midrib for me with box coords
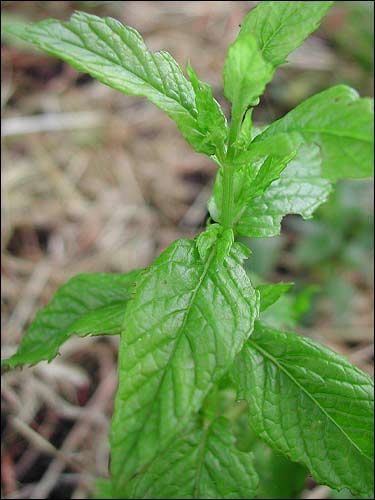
[28,20,197,121]
[193,423,211,498]
[248,337,373,464]
[114,247,215,487]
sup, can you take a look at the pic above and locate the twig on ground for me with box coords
[30,368,117,499]
[2,111,104,137]
[4,261,51,344]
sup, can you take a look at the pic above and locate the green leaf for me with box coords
[216,228,235,264]
[196,225,235,264]
[126,417,259,499]
[110,239,259,494]
[252,440,307,499]
[187,64,227,157]
[196,223,222,261]
[2,270,141,369]
[235,144,332,237]
[254,86,374,180]
[93,478,113,499]
[232,322,374,497]
[259,285,319,331]
[19,11,216,156]
[223,32,274,140]
[257,282,294,312]
[208,152,296,226]
[240,1,333,67]
[235,109,253,151]
[234,131,303,165]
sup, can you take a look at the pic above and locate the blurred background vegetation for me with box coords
[1,1,373,499]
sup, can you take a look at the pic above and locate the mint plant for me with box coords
[2,2,374,498]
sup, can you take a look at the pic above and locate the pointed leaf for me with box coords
[127,417,259,499]
[223,32,274,136]
[208,149,299,226]
[110,239,259,493]
[254,86,374,180]
[257,282,294,312]
[232,322,374,497]
[2,270,141,369]
[187,64,227,157]
[235,144,332,237]
[18,12,218,156]
[234,131,302,165]
[240,1,333,67]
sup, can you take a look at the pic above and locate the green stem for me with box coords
[221,162,235,229]
[221,103,244,229]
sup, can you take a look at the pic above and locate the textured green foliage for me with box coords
[125,417,258,499]
[224,32,273,131]
[257,282,294,312]
[234,131,302,164]
[210,144,332,237]
[232,322,374,496]
[3,2,374,499]
[236,145,331,237]
[255,86,374,180]
[2,271,140,369]
[240,1,334,67]
[110,239,259,494]
[187,64,227,158]
[18,11,226,157]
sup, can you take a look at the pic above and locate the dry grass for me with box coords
[1,2,373,498]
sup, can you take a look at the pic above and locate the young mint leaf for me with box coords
[186,64,227,158]
[110,239,259,494]
[234,131,302,165]
[235,144,332,237]
[216,228,235,264]
[246,151,297,200]
[252,440,307,499]
[126,417,259,499]
[208,150,298,225]
[232,322,374,497]
[240,1,334,67]
[234,109,253,151]
[196,223,222,261]
[254,86,374,180]
[196,225,234,264]
[17,11,219,157]
[2,270,141,369]
[223,32,274,143]
[257,282,294,312]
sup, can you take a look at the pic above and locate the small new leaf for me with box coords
[235,144,332,237]
[257,282,294,312]
[224,32,274,142]
[240,1,334,67]
[187,64,227,158]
